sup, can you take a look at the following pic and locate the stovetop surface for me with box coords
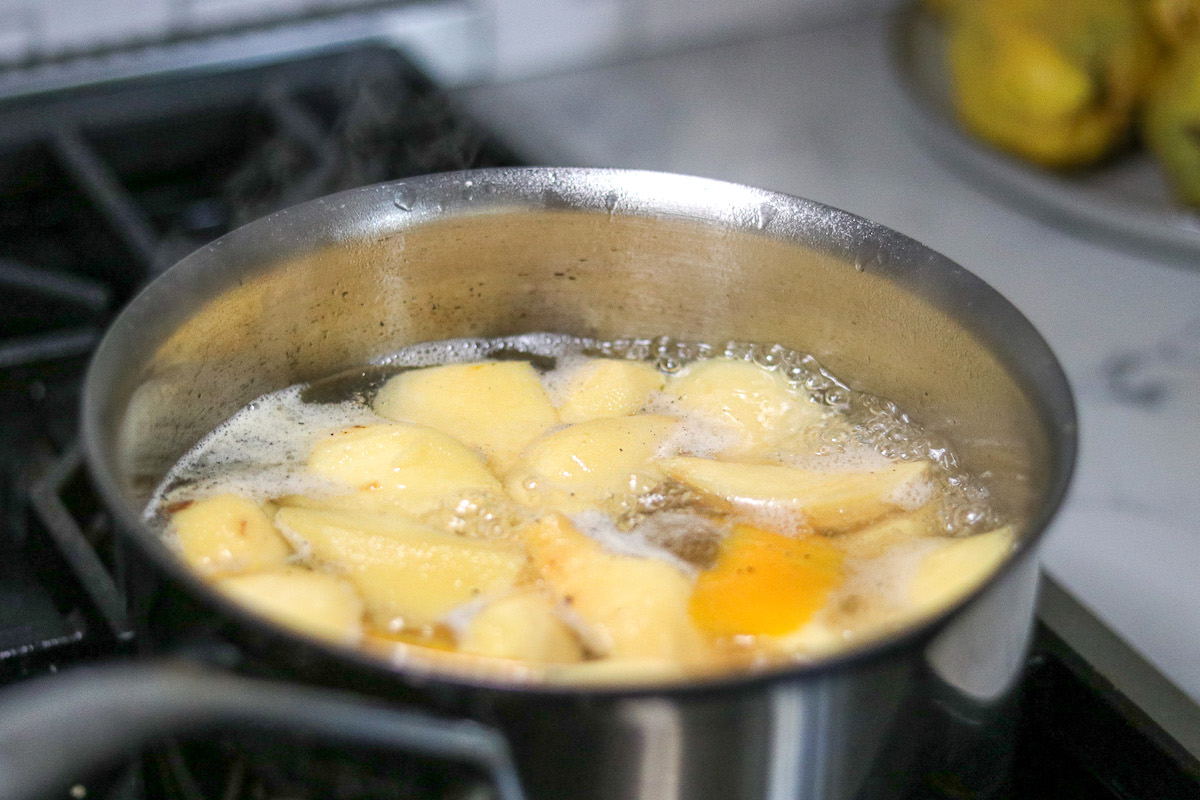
[0,40,1197,800]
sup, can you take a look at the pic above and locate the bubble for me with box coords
[657,356,683,373]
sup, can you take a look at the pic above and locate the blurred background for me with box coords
[0,0,879,81]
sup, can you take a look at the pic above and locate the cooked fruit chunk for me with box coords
[554,358,665,422]
[275,507,526,629]
[299,423,501,515]
[831,504,941,559]
[659,358,820,455]
[459,589,584,664]
[689,525,844,637]
[373,361,558,472]
[170,494,291,578]
[506,415,678,513]
[216,566,363,645]
[521,514,703,663]
[909,526,1016,616]
[659,457,931,533]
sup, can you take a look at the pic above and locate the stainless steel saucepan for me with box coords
[0,168,1076,800]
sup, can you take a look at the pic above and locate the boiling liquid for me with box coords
[150,334,1004,680]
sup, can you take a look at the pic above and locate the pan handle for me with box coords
[0,660,526,800]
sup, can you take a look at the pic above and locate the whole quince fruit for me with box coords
[1143,41,1200,204]
[947,0,1159,168]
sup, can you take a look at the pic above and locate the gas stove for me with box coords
[1,30,1198,800]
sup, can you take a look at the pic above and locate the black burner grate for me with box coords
[0,44,520,688]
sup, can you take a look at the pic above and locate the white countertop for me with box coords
[458,14,1200,711]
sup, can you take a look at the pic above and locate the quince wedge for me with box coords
[506,415,679,514]
[659,457,931,534]
[275,506,526,630]
[657,358,822,458]
[946,0,1159,167]
[521,514,704,664]
[458,589,584,664]
[170,494,291,578]
[908,526,1016,617]
[293,423,502,516]
[552,358,665,423]
[829,501,942,560]
[216,566,364,646]
[373,361,559,473]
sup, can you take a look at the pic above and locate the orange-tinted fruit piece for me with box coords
[689,525,843,637]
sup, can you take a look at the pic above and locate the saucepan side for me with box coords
[64,168,1075,800]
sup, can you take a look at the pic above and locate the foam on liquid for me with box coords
[149,333,1002,669]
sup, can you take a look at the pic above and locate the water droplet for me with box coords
[753,344,785,368]
[604,192,619,217]
[393,189,414,212]
[754,202,777,231]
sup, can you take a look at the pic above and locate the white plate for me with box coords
[889,4,1200,262]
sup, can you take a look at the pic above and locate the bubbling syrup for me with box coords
[149,333,1005,681]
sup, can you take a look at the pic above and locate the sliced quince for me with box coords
[946,0,1158,168]
[170,493,291,578]
[373,361,558,473]
[275,506,526,630]
[458,589,584,664]
[658,358,820,457]
[908,526,1016,617]
[659,457,931,533]
[294,422,501,516]
[553,358,665,422]
[689,524,844,638]
[216,566,364,646]
[521,514,703,663]
[830,502,942,560]
[506,415,678,513]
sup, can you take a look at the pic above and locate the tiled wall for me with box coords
[0,0,868,81]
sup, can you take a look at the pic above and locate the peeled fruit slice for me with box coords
[831,503,941,560]
[299,423,501,516]
[170,494,291,578]
[521,514,703,663]
[689,525,844,637]
[909,526,1016,617]
[659,358,820,456]
[216,566,364,646]
[507,415,678,513]
[659,457,931,533]
[555,358,665,422]
[459,589,584,664]
[275,506,526,629]
[373,361,559,472]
